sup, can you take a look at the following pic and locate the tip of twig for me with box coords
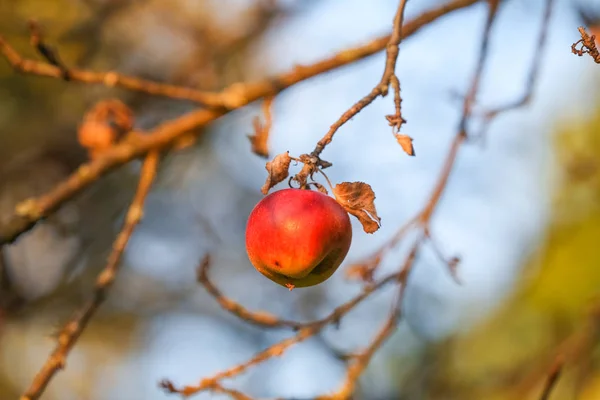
[159,379,177,393]
[196,254,211,282]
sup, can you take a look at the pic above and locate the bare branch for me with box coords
[197,255,300,329]
[20,151,160,400]
[345,0,502,291]
[173,241,420,399]
[0,0,481,247]
[160,379,254,400]
[476,0,555,139]
[162,325,320,397]
[515,302,600,400]
[27,19,70,80]
[311,0,409,158]
[0,34,226,108]
[419,0,500,225]
[321,244,419,400]
[199,252,413,332]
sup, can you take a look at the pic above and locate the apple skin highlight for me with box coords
[245,188,352,288]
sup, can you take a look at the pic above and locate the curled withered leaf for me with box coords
[247,97,274,159]
[247,116,270,159]
[78,99,134,159]
[332,182,381,234]
[261,152,291,195]
[78,120,115,157]
[395,134,415,156]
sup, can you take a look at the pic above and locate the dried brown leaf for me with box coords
[247,97,274,158]
[333,182,381,234]
[395,134,415,156]
[261,152,291,195]
[78,99,134,159]
[78,119,115,154]
[247,116,270,159]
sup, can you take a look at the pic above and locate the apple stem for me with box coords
[317,168,334,192]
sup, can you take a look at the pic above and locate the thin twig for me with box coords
[378,0,408,95]
[538,357,563,400]
[27,20,70,80]
[345,216,417,283]
[0,0,481,247]
[516,302,600,399]
[419,0,500,225]
[327,303,401,400]
[160,379,254,400]
[321,244,419,400]
[20,151,160,400]
[476,0,555,139]
[0,35,225,107]
[424,228,461,283]
[163,325,320,397]
[197,255,300,329]
[311,0,409,157]
[199,253,410,331]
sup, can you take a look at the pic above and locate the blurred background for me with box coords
[0,0,599,399]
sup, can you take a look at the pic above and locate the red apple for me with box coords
[245,188,352,289]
